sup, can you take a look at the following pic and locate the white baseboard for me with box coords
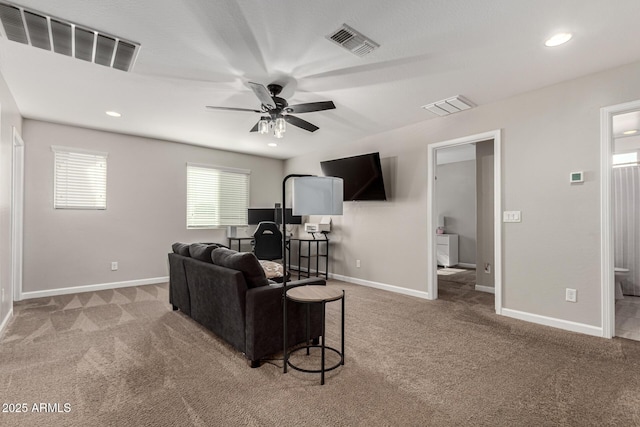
[293,267,603,338]
[458,263,476,269]
[0,307,13,338]
[329,273,430,300]
[501,308,603,337]
[475,284,495,294]
[21,276,169,300]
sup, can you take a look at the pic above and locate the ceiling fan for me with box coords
[206,82,335,137]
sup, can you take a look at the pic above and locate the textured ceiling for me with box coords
[2,0,640,159]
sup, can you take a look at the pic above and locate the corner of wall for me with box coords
[0,307,13,339]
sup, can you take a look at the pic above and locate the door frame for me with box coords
[11,127,24,302]
[600,99,640,338]
[426,129,502,314]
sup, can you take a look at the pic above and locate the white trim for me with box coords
[475,285,495,294]
[186,162,251,175]
[0,308,13,338]
[600,99,640,339]
[51,145,109,157]
[330,273,431,300]
[11,127,24,301]
[427,130,503,313]
[502,308,602,337]
[20,276,169,300]
[457,263,476,269]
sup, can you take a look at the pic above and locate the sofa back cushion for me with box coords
[211,247,269,288]
[172,242,191,257]
[189,243,227,262]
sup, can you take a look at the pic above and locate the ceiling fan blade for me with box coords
[206,106,261,113]
[287,101,335,114]
[250,121,260,132]
[248,82,275,110]
[284,115,319,133]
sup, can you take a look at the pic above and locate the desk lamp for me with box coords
[281,174,343,373]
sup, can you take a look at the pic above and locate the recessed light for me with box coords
[545,32,572,47]
[268,142,278,147]
[623,129,638,135]
[105,111,121,117]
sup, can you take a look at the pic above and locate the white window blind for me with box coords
[52,146,107,209]
[186,163,250,228]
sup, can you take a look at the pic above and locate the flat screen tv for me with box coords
[320,152,387,201]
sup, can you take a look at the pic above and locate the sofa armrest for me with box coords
[244,279,325,362]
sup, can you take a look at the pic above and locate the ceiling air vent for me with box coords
[422,96,475,117]
[0,1,139,71]
[326,24,379,57]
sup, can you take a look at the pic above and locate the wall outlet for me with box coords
[566,288,577,302]
[484,263,491,274]
[503,211,522,223]
[356,259,361,268]
[111,261,118,271]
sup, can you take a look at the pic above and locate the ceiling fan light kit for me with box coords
[258,118,270,135]
[206,82,336,139]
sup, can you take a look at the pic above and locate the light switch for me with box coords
[503,211,521,223]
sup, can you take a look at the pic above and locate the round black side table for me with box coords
[285,286,345,385]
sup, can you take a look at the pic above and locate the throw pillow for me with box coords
[189,243,225,263]
[172,242,191,257]
[211,247,269,288]
[258,260,284,279]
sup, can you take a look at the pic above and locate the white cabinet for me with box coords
[436,234,459,267]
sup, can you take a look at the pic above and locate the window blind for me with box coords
[186,163,250,228]
[52,146,107,209]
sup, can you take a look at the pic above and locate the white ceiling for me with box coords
[2,0,640,160]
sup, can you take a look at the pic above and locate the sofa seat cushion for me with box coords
[212,248,269,288]
[189,243,226,262]
[172,242,191,257]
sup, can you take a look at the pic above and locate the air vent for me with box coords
[422,96,475,117]
[0,1,139,71]
[326,24,379,57]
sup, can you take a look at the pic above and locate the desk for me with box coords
[285,285,345,385]
[289,237,329,280]
[227,236,253,252]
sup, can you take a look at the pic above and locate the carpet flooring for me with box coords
[2,280,640,426]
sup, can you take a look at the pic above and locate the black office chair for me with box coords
[252,221,283,261]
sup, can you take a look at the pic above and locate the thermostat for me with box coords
[570,171,584,183]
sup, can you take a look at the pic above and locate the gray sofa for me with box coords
[169,243,325,367]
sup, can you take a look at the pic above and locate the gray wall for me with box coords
[21,120,283,293]
[285,59,640,328]
[435,159,476,265]
[475,140,494,288]
[0,70,22,324]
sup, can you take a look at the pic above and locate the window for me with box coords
[52,146,107,209]
[186,163,250,228]
[613,152,638,168]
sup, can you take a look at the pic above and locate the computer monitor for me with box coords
[247,208,275,225]
[275,207,303,225]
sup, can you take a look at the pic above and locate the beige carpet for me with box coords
[2,280,640,426]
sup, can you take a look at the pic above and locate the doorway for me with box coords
[427,130,502,314]
[601,100,640,339]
